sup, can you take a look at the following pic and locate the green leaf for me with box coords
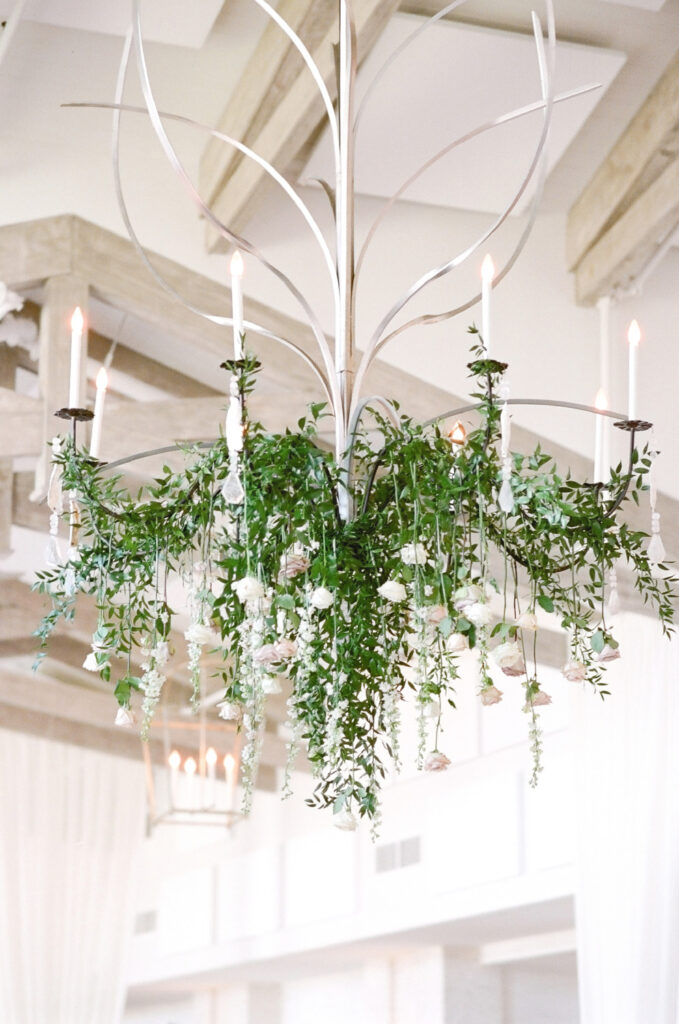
[537,594,554,613]
[591,630,605,654]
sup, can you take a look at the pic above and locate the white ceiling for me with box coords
[0,0,224,48]
[305,14,626,216]
[599,0,667,9]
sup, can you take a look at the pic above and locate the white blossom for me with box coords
[310,586,334,609]
[333,809,358,831]
[424,751,451,772]
[446,632,469,654]
[562,659,587,682]
[516,611,538,631]
[465,602,493,627]
[378,580,408,603]
[400,542,428,565]
[115,706,135,728]
[493,640,526,677]
[232,576,265,602]
[480,684,503,706]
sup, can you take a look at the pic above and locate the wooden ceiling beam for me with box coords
[567,47,679,304]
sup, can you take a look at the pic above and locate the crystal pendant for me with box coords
[499,477,514,514]
[221,470,245,505]
[64,566,77,597]
[606,588,620,617]
[648,533,666,562]
[45,536,61,568]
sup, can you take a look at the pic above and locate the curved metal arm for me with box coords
[250,0,340,176]
[351,3,556,410]
[355,0,472,135]
[355,82,599,284]
[126,10,340,410]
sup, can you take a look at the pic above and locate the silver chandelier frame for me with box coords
[65,0,649,521]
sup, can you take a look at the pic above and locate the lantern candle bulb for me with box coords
[230,250,244,360]
[89,366,108,460]
[69,307,84,408]
[205,746,217,807]
[224,752,236,811]
[627,319,641,421]
[480,254,495,355]
[168,749,181,806]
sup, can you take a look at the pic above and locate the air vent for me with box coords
[134,909,157,935]
[375,836,421,873]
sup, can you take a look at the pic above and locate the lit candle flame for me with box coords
[230,250,244,278]
[184,756,197,776]
[168,750,181,770]
[595,388,607,411]
[448,421,467,446]
[95,366,108,391]
[481,253,495,283]
[628,320,641,347]
[223,753,236,771]
[205,747,218,767]
[71,307,84,333]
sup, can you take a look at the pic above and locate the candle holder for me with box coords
[613,419,653,433]
[55,406,94,446]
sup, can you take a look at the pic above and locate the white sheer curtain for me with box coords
[574,611,679,1024]
[0,729,146,1024]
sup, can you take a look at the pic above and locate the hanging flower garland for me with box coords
[33,340,676,824]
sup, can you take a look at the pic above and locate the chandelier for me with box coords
[34,0,675,831]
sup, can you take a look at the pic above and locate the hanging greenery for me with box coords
[33,336,676,828]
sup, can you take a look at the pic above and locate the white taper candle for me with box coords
[89,366,108,459]
[69,307,84,407]
[627,319,641,420]
[594,388,606,483]
[480,254,495,355]
[230,250,244,360]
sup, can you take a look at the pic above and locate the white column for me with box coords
[443,950,503,1024]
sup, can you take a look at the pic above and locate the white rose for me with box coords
[400,542,428,565]
[333,809,358,831]
[216,700,242,722]
[596,643,621,664]
[424,751,451,772]
[516,611,538,631]
[83,652,100,672]
[524,690,552,710]
[562,659,587,682]
[114,706,136,728]
[378,580,408,603]
[261,676,282,695]
[493,640,526,677]
[465,602,493,627]
[454,584,483,610]
[185,622,221,646]
[480,685,503,706]
[446,632,469,654]
[310,587,334,610]
[425,699,441,719]
[232,576,265,602]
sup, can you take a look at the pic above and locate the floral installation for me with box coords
[32,343,676,824]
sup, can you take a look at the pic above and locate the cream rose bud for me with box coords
[493,640,526,677]
[114,706,136,728]
[400,542,428,565]
[562,659,587,682]
[595,643,621,664]
[273,637,297,660]
[378,580,408,603]
[261,676,282,695]
[216,700,242,722]
[185,622,221,646]
[310,586,334,609]
[480,684,503,706]
[532,690,552,707]
[425,699,441,719]
[253,643,278,666]
[465,602,493,627]
[333,809,358,831]
[424,751,451,772]
[232,575,265,602]
[279,553,311,579]
[83,651,99,672]
[423,603,448,624]
[446,632,469,654]
[516,611,538,631]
